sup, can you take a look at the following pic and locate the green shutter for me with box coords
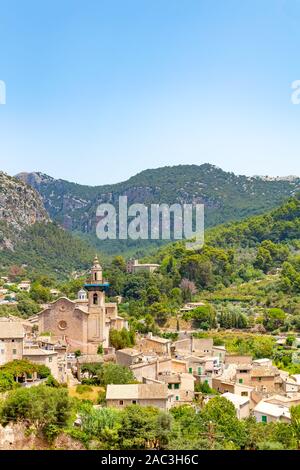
[189,367,193,374]
[239,378,243,384]
[262,415,267,423]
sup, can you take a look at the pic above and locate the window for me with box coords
[93,293,98,305]
[119,400,124,405]
[94,273,97,281]
[188,367,193,374]
[58,320,67,330]
[132,400,137,404]
[262,415,267,423]
[239,370,248,374]
[12,349,17,355]
[239,378,243,384]
[176,396,179,401]
[11,339,15,343]
[168,384,172,389]
[198,367,202,375]
[174,383,180,389]
[49,357,52,363]
[241,391,248,396]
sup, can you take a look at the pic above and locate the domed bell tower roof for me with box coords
[84,255,109,291]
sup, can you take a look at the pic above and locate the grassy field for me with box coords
[68,385,104,403]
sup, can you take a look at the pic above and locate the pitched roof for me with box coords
[0,322,25,339]
[117,348,141,356]
[254,401,291,419]
[23,348,57,356]
[145,336,171,344]
[106,383,169,400]
[222,392,250,407]
[251,366,277,377]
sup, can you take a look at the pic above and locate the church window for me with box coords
[94,273,97,281]
[58,320,67,330]
[93,293,98,305]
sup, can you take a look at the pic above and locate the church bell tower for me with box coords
[84,255,109,309]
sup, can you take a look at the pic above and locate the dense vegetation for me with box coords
[1,387,300,450]
[17,164,300,255]
[0,222,103,279]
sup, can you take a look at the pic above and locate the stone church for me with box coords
[36,256,128,354]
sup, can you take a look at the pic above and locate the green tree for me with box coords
[0,385,73,437]
[101,363,135,386]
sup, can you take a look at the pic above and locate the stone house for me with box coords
[173,337,213,357]
[253,401,291,424]
[126,259,160,274]
[0,321,24,365]
[222,392,250,419]
[116,348,143,367]
[23,348,59,381]
[161,372,195,404]
[250,366,282,393]
[138,333,171,356]
[106,383,173,410]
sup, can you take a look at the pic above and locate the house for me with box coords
[50,289,60,297]
[250,366,282,393]
[17,281,31,292]
[0,321,24,365]
[106,383,173,410]
[126,259,160,274]
[160,372,195,404]
[180,302,205,312]
[138,333,171,356]
[290,374,300,392]
[283,376,299,394]
[184,355,222,385]
[222,392,250,419]
[23,348,59,381]
[235,364,252,386]
[252,358,273,367]
[212,376,254,400]
[253,401,291,423]
[264,393,300,409]
[212,345,226,363]
[129,357,187,382]
[173,337,213,356]
[224,355,252,366]
[36,336,67,383]
[116,348,143,367]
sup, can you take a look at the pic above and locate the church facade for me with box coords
[37,256,128,354]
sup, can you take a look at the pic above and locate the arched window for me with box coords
[94,272,97,281]
[93,293,98,305]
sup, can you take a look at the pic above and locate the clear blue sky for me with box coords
[1,0,300,185]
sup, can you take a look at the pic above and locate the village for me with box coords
[0,256,300,428]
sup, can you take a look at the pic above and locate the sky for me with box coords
[1,0,300,185]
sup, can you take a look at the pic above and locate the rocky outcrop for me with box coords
[0,172,50,249]
[0,423,85,450]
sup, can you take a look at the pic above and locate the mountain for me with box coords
[0,172,101,278]
[16,165,300,253]
[149,194,300,297]
[0,172,49,250]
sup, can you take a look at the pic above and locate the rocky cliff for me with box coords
[0,172,50,250]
